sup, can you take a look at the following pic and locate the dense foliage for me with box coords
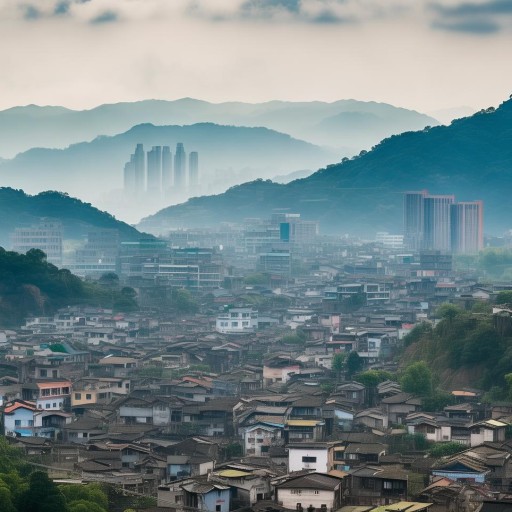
[0,249,137,326]
[0,438,109,512]
[403,303,512,394]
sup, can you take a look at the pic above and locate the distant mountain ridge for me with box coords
[138,99,512,236]
[0,188,144,247]
[0,98,438,158]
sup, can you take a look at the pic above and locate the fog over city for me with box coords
[2,3,512,512]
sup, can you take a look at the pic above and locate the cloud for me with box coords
[432,18,500,34]
[21,4,42,20]
[54,1,70,15]
[430,0,512,34]
[90,9,118,24]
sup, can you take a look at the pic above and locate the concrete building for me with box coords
[10,220,63,266]
[162,145,172,195]
[403,190,427,251]
[451,201,483,254]
[147,145,163,195]
[174,142,187,192]
[423,195,455,252]
[189,151,199,188]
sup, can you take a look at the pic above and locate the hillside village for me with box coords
[2,216,512,512]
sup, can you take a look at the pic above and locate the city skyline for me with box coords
[0,0,511,114]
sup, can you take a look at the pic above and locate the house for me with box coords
[263,356,302,386]
[275,473,344,512]
[216,307,258,334]
[381,392,422,425]
[167,455,215,480]
[285,419,325,443]
[346,465,408,506]
[288,442,329,472]
[242,422,283,456]
[2,399,37,437]
[355,409,388,430]
[470,420,507,446]
[22,379,72,410]
[181,480,231,512]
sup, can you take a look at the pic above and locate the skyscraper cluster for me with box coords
[404,191,483,254]
[123,143,199,197]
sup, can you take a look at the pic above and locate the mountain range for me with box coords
[0,123,334,222]
[0,98,438,159]
[138,100,512,236]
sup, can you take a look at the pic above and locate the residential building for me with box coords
[174,142,187,192]
[189,151,199,188]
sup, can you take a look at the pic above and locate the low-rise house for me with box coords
[288,442,329,472]
[3,399,37,436]
[346,465,408,507]
[275,473,344,512]
[285,419,325,443]
[381,392,422,425]
[181,479,231,512]
[355,409,388,430]
[470,420,507,446]
[167,455,215,481]
[21,379,72,411]
[242,422,283,456]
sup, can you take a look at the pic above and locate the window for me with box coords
[291,490,302,495]
[75,393,82,400]
[42,389,51,397]
[302,456,317,463]
[216,506,221,512]
[231,322,239,327]
[15,420,21,426]
[53,403,57,408]
[40,369,47,377]
[45,403,50,409]
[86,394,92,400]
[52,370,58,378]
[28,420,34,426]
[314,491,320,495]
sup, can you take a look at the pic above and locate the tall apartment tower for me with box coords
[403,191,427,250]
[423,195,455,252]
[174,143,187,192]
[162,146,172,194]
[451,201,483,254]
[133,143,146,193]
[189,151,199,188]
[123,157,137,196]
[147,146,162,195]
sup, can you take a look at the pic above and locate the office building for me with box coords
[189,151,199,188]
[10,220,63,267]
[147,146,162,195]
[451,201,483,254]
[403,191,483,254]
[162,146,172,194]
[174,143,187,192]
[423,195,455,252]
[403,191,427,250]
[123,157,136,196]
[133,143,146,193]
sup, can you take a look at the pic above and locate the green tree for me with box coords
[18,471,69,512]
[496,291,512,304]
[346,351,363,377]
[400,361,432,396]
[436,303,463,322]
[355,369,394,388]
[429,442,466,458]
[332,352,346,376]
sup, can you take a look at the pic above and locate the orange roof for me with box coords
[36,381,72,389]
[4,401,37,414]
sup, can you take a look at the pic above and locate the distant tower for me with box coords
[451,201,483,254]
[147,146,162,195]
[162,146,172,195]
[174,142,187,192]
[123,156,136,196]
[403,190,427,250]
[133,143,146,194]
[189,151,199,188]
[423,195,455,252]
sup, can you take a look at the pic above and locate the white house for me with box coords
[216,308,258,334]
[288,443,329,473]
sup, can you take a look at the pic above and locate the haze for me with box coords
[0,0,511,114]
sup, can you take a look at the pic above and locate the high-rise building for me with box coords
[10,220,63,267]
[423,195,455,252]
[133,143,146,193]
[451,201,483,254]
[174,143,187,192]
[189,151,199,188]
[162,146,172,194]
[147,146,162,195]
[403,191,427,250]
[123,156,137,196]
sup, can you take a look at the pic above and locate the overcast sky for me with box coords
[0,0,511,113]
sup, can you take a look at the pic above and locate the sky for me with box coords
[0,0,511,113]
